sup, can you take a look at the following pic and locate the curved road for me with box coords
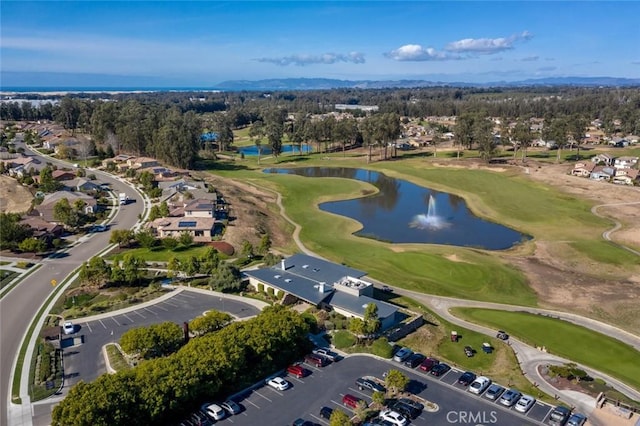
[0,145,146,425]
[591,200,640,256]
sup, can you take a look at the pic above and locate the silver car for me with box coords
[499,389,522,407]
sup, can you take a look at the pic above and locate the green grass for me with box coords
[107,244,211,262]
[569,240,640,265]
[451,308,640,392]
[0,270,18,289]
[105,344,132,372]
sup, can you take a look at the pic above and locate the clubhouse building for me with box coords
[243,254,399,330]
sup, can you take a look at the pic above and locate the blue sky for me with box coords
[1,1,639,86]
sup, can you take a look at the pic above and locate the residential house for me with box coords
[571,161,596,177]
[127,157,159,169]
[32,192,98,223]
[612,169,639,186]
[614,156,639,169]
[243,254,399,330]
[63,178,101,193]
[147,217,221,241]
[183,198,219,218]
[52,170,76,181]
[19,216,64,239]
[589,166,615,181]
[590,153,614,166]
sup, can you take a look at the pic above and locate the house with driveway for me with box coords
[243,254,400,330]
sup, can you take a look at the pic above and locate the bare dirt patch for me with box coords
[191,172,293,254]
[0,175,33,213]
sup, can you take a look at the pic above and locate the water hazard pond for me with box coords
[266,167,530,250]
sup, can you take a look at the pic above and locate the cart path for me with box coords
[591,200,640,256]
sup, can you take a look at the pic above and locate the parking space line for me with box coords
[244,399,261,409]
[179,292,195,298]
[253,391,273,402]
[154,304,169,311]
[163,300,178,307]
[84,322,92,333]
[144,307,158,315]
[309,414,328,425]
[347,387,371,400]
[110,317,120,326]
[289,376,305,384]
[98,319,107,329]
[133,310,145,319]
[122,313,134,323]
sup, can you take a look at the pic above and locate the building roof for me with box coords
[325,291,398,320]
[184,198,216,211]
[245,267,331,305]
[149,216,217,231]
[281,253,366,285]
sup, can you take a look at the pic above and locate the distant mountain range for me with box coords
[215,76,640,91]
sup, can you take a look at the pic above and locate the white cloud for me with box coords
[384,44,460,61]
[445,31,533,54]
[521,56,539,62]
[255,52,366,66]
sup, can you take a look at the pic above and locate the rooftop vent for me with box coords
[274,275,281,279]
[302,265,309,269]
[285,279,292,283]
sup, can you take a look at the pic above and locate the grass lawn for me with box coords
[390,296,551,402]
[0,269,18,290]
[450,308,640,392]
[569,240,640,266]
[107,244,212,263]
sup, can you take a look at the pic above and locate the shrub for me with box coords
[370,337,394,358]
[257,283,264,294]
[332,330,356,349]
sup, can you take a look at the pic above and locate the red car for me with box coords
[342,394,365,409]
[419,357,439,372]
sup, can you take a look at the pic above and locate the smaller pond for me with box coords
[266,167,530,250]
[238,144,312,156]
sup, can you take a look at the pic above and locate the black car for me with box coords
[319,406,333,419]
[457,371,477,386]
[403,353,426,368]
[496,330,509,340]
[430,362,451,377]
[548,405,572,426]
[356,377,386,393]
[393,398,423,419]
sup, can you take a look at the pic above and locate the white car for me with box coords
[515,394,536,413]
[62,321,75,335]
[203,403,226,421]
[468,376,491,395]
[379,409,408,426]
[266,376,290,391]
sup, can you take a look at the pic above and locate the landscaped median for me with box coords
[450,307,640,394]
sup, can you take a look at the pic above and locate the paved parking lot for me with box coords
[32,290,261,426]
[206,355,554,425]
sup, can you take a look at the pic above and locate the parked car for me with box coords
[304,353,327,367]
[356,377,386,393]
[286,364,310,378]
[266,376,290,391]
[390,398,422,419]
[342,393,365,409]
[62,321,75,335]
[91,224,109,232]
[464,345,474,357]
[312,347,339,362]
[515,395,536,413]
[418,357,439,372]
[548,405,572,426]
[430,362,451,377]
[403,353,426,368]
[393,347,413,362]
[566,413,587,426]
[499,389,522,407]
[381,285,393,292]
[221,400,242,415]
[496,330,509,340]
[319,406,333,419]
[379,409,408,426]
[203,403,226,421]
[292,419,314,426]
[468,376,491,395]
[457,371,477,386]
[484,383,505,400]
[189,410,209,426]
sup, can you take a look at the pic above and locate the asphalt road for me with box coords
[31,289,261,425]
[200,354,552,426]
[0,144,145,425]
